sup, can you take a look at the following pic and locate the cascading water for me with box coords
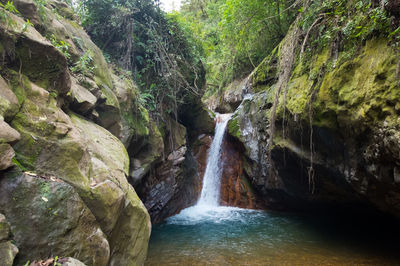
[146,115,400,265]
[165,113,241,223]
[197,113,232,207]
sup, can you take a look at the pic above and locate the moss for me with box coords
[228,117,241,139]
[11,157,27,171]
[252,45,279,90]
[38,181,51,198]
[70,113,130,174]
[14,41,66,91]
[314,39,398,126]
[4,69,29,105]
[13,149,38,171]
[285,74,309,115]
[273,38,399,131]
[121,103,150,138]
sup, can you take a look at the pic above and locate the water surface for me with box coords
[146,206,400,265]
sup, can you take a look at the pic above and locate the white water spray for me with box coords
[167,113,252,225]
[197,113,232,207]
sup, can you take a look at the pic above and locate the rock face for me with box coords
[225,17,400,216]
[204,78,250,113]
[0,76,20,171]
[0,214,18,266]
[0,2,151,265]
[0,173,110,265]
[136,118,204,224]
[219,134,264,209]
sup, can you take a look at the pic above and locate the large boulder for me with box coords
[0,1,151,265]
[0,173,110,265]
[3,71,150,265]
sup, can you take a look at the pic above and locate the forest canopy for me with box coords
[77,0,297,112]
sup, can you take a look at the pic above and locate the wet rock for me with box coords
[219,134,265,209]
[140,146,200,224]
[230,36,400,215]
[192,134,212,194]
[136,118,204,223]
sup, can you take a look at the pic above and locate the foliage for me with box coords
[21,19,34,32]
[1,1,19,14]
[177,0,297,96]
[70,50,95,76]
[299,0,396,61]
[0,1,19,27]
[80,0,204,119]
[49,34,71,60]
[33,0,47,21]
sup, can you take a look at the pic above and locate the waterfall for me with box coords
[197,113,232,207]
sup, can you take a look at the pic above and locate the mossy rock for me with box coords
[0,241,18,266]
[0,143,15,170]
[0,173,110,265]
[0,75,19,119]
[111,72,150,146]
[0,12,71,93]
[228,117,241,139]
[0,214,11,241]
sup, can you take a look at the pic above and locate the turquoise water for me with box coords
[146,206,400,265]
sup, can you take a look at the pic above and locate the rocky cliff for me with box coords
[0,0,213,264]
[0,1,152,264]
[207,1,400,217]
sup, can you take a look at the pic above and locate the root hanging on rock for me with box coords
[267,19,302,179]
[306,62,326,194]
[300,14,325,59]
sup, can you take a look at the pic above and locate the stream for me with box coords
[146,114,400,265]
